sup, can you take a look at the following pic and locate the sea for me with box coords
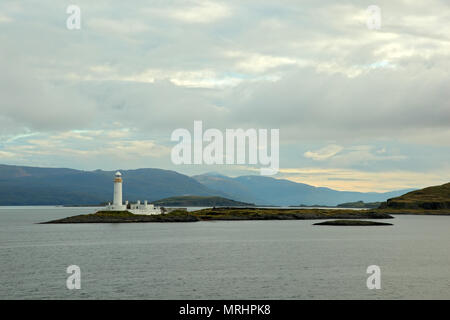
[0,206,449,299]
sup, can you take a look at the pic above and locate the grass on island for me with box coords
[188,207,393,220]
[375,208,450,215]
[42,210,199,223]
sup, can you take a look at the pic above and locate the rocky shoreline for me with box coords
[41,210,199,224]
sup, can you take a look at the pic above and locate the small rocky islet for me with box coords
[313,220,393,226]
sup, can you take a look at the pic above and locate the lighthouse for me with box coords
[103,171,164,215]
[106,171,126,211]
[113,171,123,207]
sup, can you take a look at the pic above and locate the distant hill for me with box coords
[0,164,224,205]
[192,173,260,203]
[152,196,254,207]
[337,201,382,209]
[193,173,414,206]
[382,182,450,210]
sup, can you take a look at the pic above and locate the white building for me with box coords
[104,171,163,215]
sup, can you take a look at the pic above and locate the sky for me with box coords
[0,0,449,192]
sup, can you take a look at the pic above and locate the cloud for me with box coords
[88,18,150,35]
[227,51,309,73]
[118,68,244,88]
[304,145,343,160]
[0,130,171,169]
[278,167,449,192]
[228,63,450,144]
[0,51,97,132]
[332,146,407,164]
[308,145,407,167]
[0,14,13,23]
[165,1,231,24]
[0,151,15,158]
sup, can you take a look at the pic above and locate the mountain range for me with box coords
[192,173,413,206]
[0,164,413,206]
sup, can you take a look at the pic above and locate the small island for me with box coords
[314,220,393,226]
[41,210,199,223]
[337,201,382,209]
[151,195,255,207]
[42,207,393,224]
[189,207,392,221]
[291,201,382,209]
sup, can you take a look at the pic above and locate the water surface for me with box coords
[0,207,449,299]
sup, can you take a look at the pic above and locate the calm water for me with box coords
[0,207,449,300]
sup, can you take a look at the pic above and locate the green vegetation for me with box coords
[152,196,254,207]
[337,201,382,208]
[314,220,393,226]
[380,182,450,212]
[375,208,450,215]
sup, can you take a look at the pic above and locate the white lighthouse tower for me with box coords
[109,171,126,211]
[113,171,123,207]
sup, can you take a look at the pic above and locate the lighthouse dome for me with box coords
[115,171,122,177]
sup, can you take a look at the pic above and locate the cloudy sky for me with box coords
[0,0,449,192]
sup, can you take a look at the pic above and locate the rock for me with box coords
[313,220,393,226]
